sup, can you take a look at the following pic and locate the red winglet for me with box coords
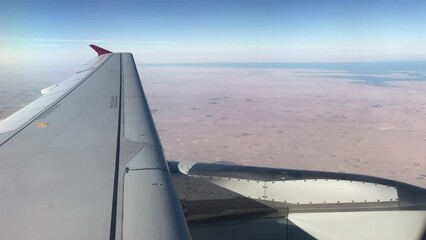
[89,44,112,56]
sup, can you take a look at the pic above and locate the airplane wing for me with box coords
[0,46,191,240]
[1,46,425,240]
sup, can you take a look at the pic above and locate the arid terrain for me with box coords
[1,66,426,187]
[141,67,426,188]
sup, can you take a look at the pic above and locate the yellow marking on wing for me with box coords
[37,122,48,128]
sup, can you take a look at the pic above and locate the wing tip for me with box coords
[89,44,112,56]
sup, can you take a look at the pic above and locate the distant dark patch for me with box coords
[245,99,252,102]
[421,174,426,177]
[236,133,250,137]
[277,130,283,133]
[190,107,198,110]
[150,109,158,114]
[206,114,213,117]
[208,97,222,101]
[208,102,218,104]
[416,176,424,180]
[334,114,346,119]
[371,104,382,108]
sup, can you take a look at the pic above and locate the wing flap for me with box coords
[288,211,426,240]
[123,169,191,239]
[120,53,191,239]
[169,161,426,240]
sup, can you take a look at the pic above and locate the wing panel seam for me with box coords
[109,53,122,240]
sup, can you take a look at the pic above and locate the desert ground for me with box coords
[141,67,426,188]
[1,65,426,188]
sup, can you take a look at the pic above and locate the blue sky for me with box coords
[1,0,426,64]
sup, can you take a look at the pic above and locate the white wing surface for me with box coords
[0,46,191,240]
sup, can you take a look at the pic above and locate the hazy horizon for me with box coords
[2,0,426,64]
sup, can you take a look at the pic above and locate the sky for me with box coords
[1,0,426,65]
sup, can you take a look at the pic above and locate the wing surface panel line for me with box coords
[110,53,123,240]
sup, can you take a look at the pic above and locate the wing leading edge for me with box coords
[0,47,191,239]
